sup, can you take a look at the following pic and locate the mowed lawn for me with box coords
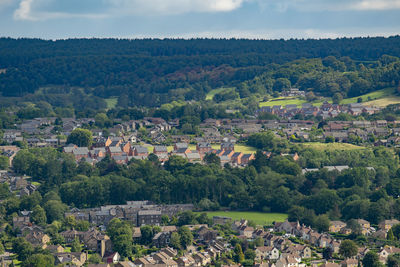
[200,211,288,226]
[302,142,366,151]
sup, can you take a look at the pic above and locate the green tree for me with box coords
[234,243,245,263]
[89,253,102,264]
[387,254,400,267]
[66,128,93,147]
[392,224,400,240]
[332,92,343,104]
[388,228,395,241]
[0,155,9,169]
[107,218,133,258]
[245,249,256,261]
[314,215,330,232]
[140,225,155,245]
[12,237,33,261]
[178,226,193,249]
[203,153,221,165]
[70,237,81,252]
[31,205,47,225]
[339,240,358,258]
[22,254,54,267]
[44,200,67,223]
[362,251,382,267]
[170,232,181,250]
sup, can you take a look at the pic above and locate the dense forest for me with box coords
[1,37,400,107]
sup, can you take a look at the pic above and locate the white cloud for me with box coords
[14,0,33,20]
[105,0,248,15]
[350,0,400,10]
[11,0,400,21]
[13,0,249,21]
[13,0,107,20]
[255,0,400,12]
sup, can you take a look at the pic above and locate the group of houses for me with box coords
[62,138,255,167]
[64,201,194,227]
[257,102,380,120]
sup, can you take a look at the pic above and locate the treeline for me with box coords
[1,37,400,106]
[7,132,400,226]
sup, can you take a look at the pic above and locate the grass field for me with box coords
[200,211,288,225]
[341,88,395,105]
[259,97,307,107]
[105,97,118,109]
[258,88,397,108]
[206,87,236,101]
[363,96,400,107]
[302,142,366,151]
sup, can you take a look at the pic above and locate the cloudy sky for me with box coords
[0,0,399,39]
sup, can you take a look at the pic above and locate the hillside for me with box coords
[0,37,400,110]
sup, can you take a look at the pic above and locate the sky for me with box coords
[0,0,399,39]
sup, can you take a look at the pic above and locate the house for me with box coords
[213,216,232,225]
[255,246,280,261]
[71,147,90,161]
[275,255,299,267]
[378,219,400,231]
[104,252,120,264]
[106,146,123,157]
[12,215,30,230]
[319,262,340,267]
[89,264,111,267]
[341,258,358,267]
[46,244,65,253]
[25,231,50,248]
[133,146,149,157]
[174,143,189,151]
[197,226,218,242]
[221,142,234,152]
[54,252,88,267]
[186,151,202,163]
[231,152,244,165]
[196,142,212,154]
[193,253,212,266]
[152,231,172,248]
[176,255,197,267]
[153,146,168,155]
[240,154,255,165]
[137,210,162,226]
[356,219,371,234]
[274,220,300,234]
[240,226,254,238]
[329,221,347,233]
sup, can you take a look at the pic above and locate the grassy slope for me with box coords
[341,88,395,105]
[258,88,397,108]
[199,211,288,225]
[259,97,307,107]
[105,97,118,109]
[302,142,366,151]
[205,87,236,100]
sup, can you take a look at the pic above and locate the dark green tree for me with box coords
[66,128,93,147]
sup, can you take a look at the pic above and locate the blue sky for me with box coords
[0,0,399,39]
